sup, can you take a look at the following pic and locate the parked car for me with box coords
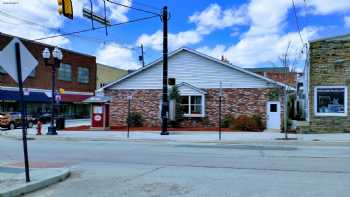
[0,112,36,130]
[34,112,51,124]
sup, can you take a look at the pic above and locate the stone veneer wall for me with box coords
[309,40,350,132]
[106,88,284,129]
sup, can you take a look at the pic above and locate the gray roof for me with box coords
[245,67,288,73]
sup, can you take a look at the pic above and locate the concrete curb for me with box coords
[0,168,70,197]
[1,132,350,146]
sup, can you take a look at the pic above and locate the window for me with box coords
[78,67,89,83]
[314,86,347,116]
[270,104,277,112]
[58,64,72,81]
[180,95,204,117]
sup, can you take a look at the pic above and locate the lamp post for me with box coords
[42,47,63,135]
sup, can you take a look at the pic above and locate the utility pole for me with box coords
[139,44,145,67]
[283,42,291,140]
[161,6,169,135]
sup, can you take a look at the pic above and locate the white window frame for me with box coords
[58,64,72,81]
[314,86,348,117]
[180,94,205,117]
[77,66,89,83]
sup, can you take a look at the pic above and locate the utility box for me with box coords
[83,95,111,130]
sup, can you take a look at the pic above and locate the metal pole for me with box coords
[15,42,30,182]
[219,82,222,141]
[284,87,288,140]
[161,6,169,135]
[48,61,57,135]
[127,98,130,138]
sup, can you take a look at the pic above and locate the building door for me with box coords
[266,101,281,130]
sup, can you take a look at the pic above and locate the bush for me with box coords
[126,112,144,127]
[221,115,233,128]
[231,114,264,132]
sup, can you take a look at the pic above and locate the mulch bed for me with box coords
[63,126,262,132]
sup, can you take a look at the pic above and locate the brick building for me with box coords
[0,33,96,118]
[246,67,297,87]
[100,48,293,130]
[304,33,350,132]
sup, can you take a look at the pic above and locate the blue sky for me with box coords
[0,0,350,71]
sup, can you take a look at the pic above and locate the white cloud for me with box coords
[189,4,248,34]
[105,0,131,22]
[306,0,350,15]
[345,16,350,28]
[96,42,139,69]
[197,0,320,68]
[0,0,132,47]
[0,0,70,46]
[137,4,248,51]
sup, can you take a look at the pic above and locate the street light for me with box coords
[42,47,63,135]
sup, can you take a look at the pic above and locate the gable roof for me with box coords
[97,47,293,92]
[176,82,207,95]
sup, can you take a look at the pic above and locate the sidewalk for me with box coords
[0,162,70,197]
[2,128,350,145]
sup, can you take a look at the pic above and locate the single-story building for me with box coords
[304,33,350,132]
[99,47,293,130]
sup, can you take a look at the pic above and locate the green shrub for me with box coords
[231,114,264,132]
[127,112,144,127]
[221,115,233,128]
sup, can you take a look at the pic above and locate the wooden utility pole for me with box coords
[140,44,145,67]
[161,6,169,135]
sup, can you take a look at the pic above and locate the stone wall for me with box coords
[309,39,350,132]
[106,88,284,129]
[106,89,162,128]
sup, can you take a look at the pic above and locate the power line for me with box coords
[34,15,159,41]
[126,0,161,12]
[291,0,305,45]
[106,0,161,16]
[0,11,140,50]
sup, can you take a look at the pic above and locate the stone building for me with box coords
[99,48,293,130]
[305,33,350,132]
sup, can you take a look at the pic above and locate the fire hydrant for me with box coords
[36,120,42,135]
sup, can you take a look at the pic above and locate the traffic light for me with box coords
[57,0,73,19]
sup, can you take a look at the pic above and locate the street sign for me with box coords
[23,88,30,96]
[0,38,38,83]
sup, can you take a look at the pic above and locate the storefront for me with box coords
[0,89,92,119]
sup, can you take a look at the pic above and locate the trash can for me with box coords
[56,117,65,130]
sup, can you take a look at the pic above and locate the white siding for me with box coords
[178,85,203,95]
[110,50,274,90]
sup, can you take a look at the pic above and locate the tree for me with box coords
[169,86,183,127]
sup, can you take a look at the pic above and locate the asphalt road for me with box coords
[1,137,350,197]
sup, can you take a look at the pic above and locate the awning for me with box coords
[0,90,50,102]
[83,95,111,103]
[61,94,91,103]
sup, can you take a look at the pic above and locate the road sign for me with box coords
[0,37,38,83]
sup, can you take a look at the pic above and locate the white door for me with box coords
[266,101,281,130]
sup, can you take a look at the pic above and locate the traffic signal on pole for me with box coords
[57,0,73,19]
